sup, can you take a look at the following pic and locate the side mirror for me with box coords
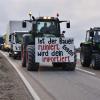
[22,21,26,28]
[66,22,70,28]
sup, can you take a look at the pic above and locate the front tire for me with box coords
[9,52,12,57]
[13,54,17,59]
[26,46,39,71]
[80,46,91,67]
[91,54,100,70]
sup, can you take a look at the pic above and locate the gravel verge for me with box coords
[0,52,33,100]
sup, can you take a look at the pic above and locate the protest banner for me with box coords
[35,37,74,63]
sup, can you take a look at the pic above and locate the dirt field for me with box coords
[0,52,33,100]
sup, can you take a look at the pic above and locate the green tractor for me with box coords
[80,27,100,69]
[21,16,76,71]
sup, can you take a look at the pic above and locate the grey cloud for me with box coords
[0,0,100,47]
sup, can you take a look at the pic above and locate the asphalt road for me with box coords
[1,51,100,100]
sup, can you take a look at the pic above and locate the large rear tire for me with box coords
[80,46,91,67]
[26,45,39,71]
[91,54,100,70]
[22,50,26,67]
[13,54,17,59]
[9,52,12,57]
[62,63,76,71]
[53,62,76,71]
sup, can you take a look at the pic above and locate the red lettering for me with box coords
[38,44,59,51]
[42,56,70,62]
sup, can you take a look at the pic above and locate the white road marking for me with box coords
[76,67,96,76]
[76,53,96,75]
[0,51,40,100]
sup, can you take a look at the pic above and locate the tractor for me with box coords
[80,27,100,69]
[21,16,76,71]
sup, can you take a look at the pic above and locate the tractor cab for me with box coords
[86,27,100,43]
[23,16,70,38]
[34,17,60,37]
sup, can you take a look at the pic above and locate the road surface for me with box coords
[1,51,100,100]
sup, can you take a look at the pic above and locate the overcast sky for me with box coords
[0,0,100,47]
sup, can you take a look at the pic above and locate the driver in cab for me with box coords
[40,23,48,33]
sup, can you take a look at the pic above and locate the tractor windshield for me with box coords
[15,32,28,43]
[36,21,60,37]
[94,31,100,42]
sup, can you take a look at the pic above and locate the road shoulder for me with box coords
[0,51,33,100]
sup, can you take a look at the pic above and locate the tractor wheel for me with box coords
[91,54,100,70]
[53,63,62,68]
[22,50,26,67]
[26,46,39,71]
[53,62,76,71]
[9,53,12,57]
[62,63,76,71]
[80,46,91,67]
[13,54,17,59]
